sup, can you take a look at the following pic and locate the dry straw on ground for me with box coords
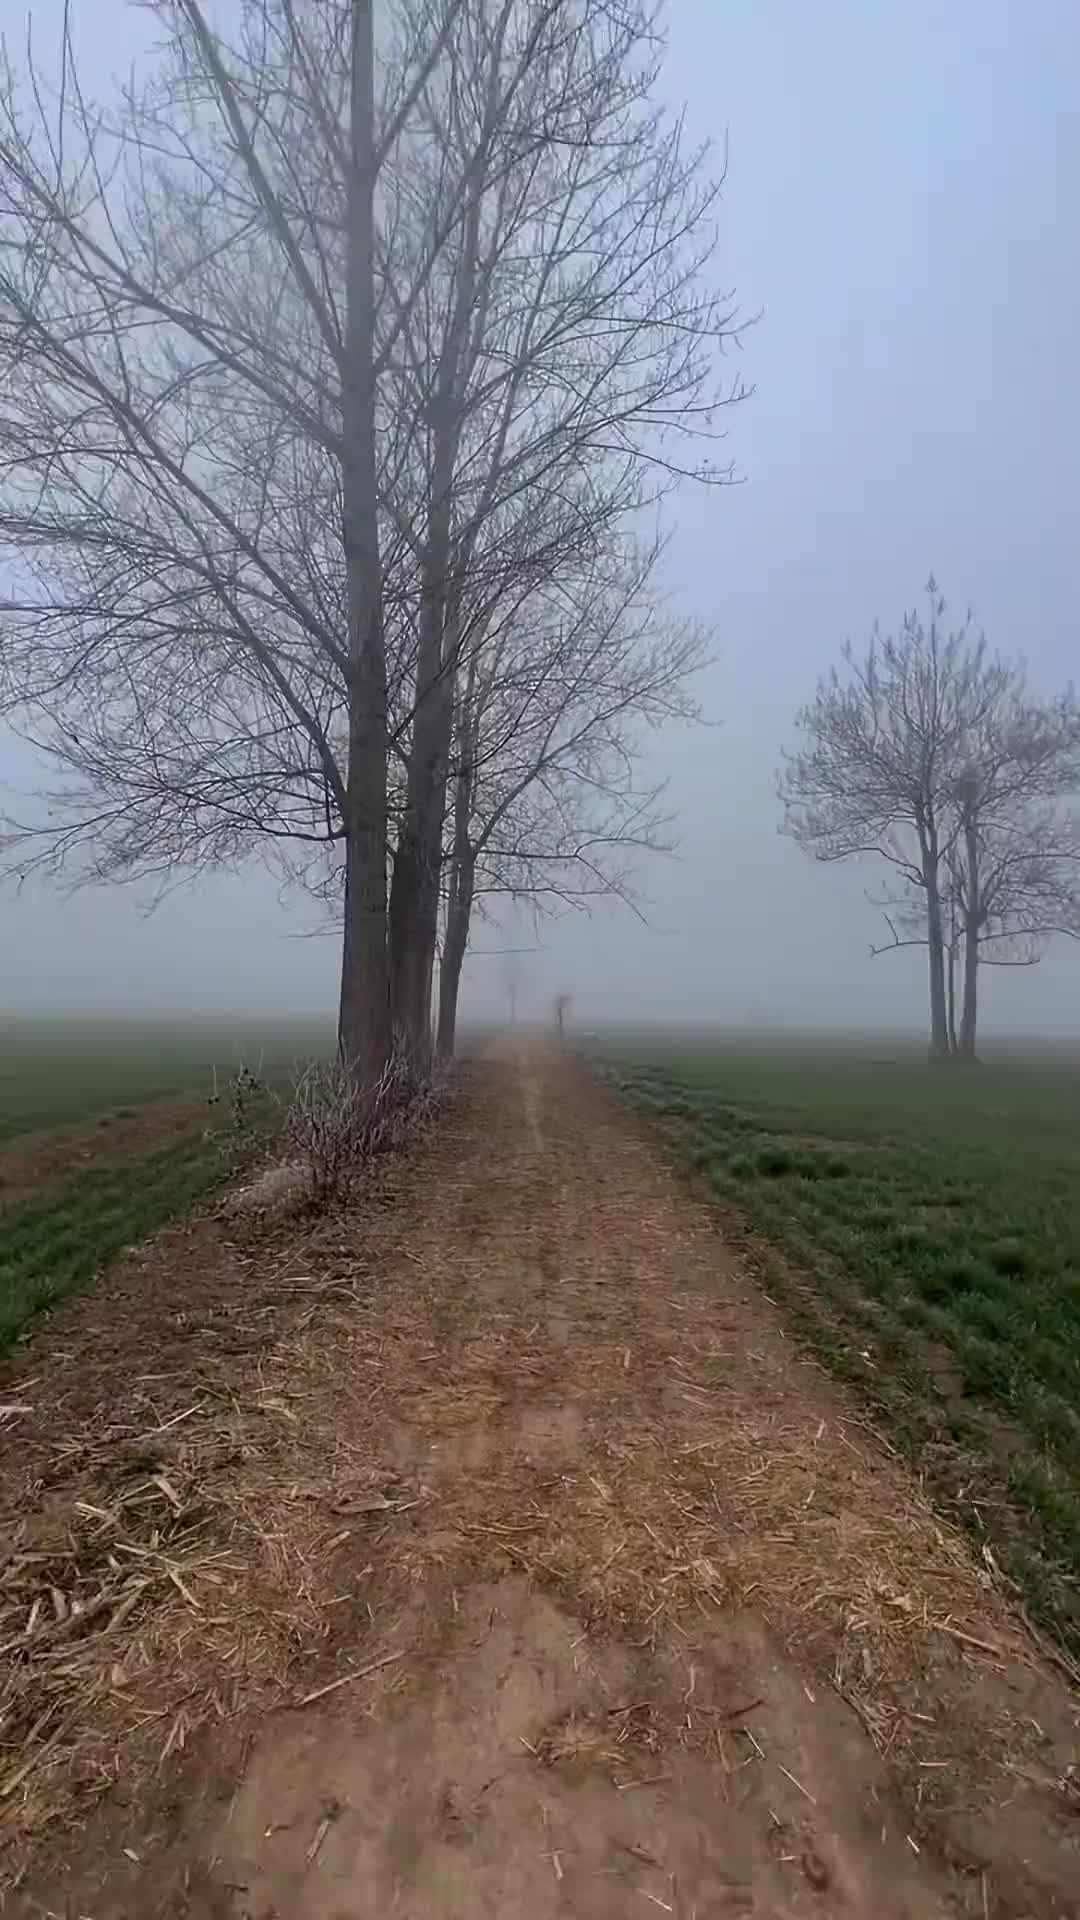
[1,1052,1076,1906]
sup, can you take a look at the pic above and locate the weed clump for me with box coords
[757,1145,793,1177]
[988,1238,1038,1278]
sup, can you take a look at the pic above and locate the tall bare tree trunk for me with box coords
[387,287,469,1069]
[437,852,473,1061]
[921,818,950,1062]
[388,129,483,1069]
[925,898,949,1060]
[388,572,457,1068]
[339,0,390,1085]
[958,931,979,1063]
[959,812,980,1062]
[435,689,477,1061]
[387,387,474,1066]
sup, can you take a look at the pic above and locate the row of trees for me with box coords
[0,0,741,1081]
[780,582,1080,1060]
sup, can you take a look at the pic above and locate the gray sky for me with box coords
[3,0,1078,1033]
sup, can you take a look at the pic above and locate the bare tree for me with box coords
[435,536,708,1057]
[0,0,743,1080]
[779,581,1080,1059]
[379,0,746,1064]
[0,0,443,1085]
[871,704,1080,1060]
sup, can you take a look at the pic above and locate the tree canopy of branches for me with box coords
[0,0,743,1081]
[778,582,1080,1061]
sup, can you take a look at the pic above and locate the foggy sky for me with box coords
[3,0,1078,1035]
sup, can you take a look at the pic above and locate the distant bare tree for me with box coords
[500,949,523,1025]
[553,990,572,1036]
[873,711,1080,1060]
[779,581,1080,1060]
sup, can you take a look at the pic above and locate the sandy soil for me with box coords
[2,1045,1078,1918]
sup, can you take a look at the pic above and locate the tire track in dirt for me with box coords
[6,1042,1078,1918]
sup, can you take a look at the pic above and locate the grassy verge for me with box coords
[0,1128,245,1351]
[596,1040,1080,1664]
[0,1015,331,1143]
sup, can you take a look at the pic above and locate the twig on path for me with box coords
[931,1620,1005,1661]
[725,1696,764,1720]
[777,1763,817,1805]
[596,1538,627,1576]
[296,1649,403,1707]
[134,1404,204,1439]
[540,1802,563,1881]
[305,1799,341,1866]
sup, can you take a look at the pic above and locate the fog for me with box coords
[2,0,1078,1036]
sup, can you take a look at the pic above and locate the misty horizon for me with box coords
[2,0,1078,1040]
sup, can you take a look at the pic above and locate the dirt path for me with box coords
[4,1046,1078,1917]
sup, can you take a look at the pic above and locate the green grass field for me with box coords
[596,1030,1080,1662]
[0,1015,332,1352]
[0,1015,331,1142]
[0,1131,234,1349]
